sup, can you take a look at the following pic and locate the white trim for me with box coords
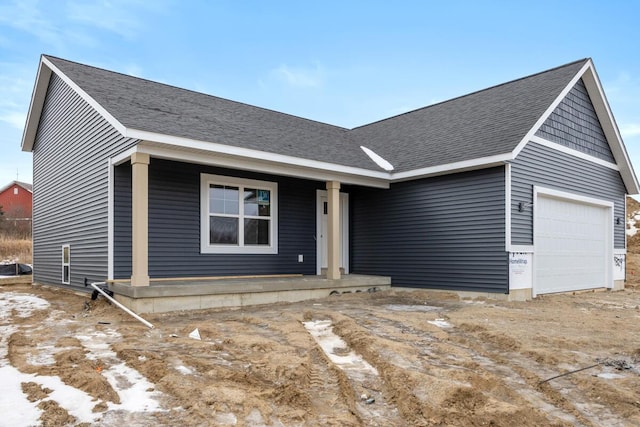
[341,192,350,274]
[512,61,592,158]
[107,158,114,280]
[134,144,390,189]
[530,136,619,170]
[624,194,627,251]
[614,248,627,255]
[509,245,534,253]
[200,174,278,254]
[360,146,394,171]
[127,128,390,180]
[61,244,70,285]
[111,146,138,165]
[581,61,640,193]
[41,57,127,135]
[505,163,512,251]
[21,60,51,152]
[390,153,512,182]
[532,186,614,297]
[316,190,349,275]
[534,186,614,209]
[316,190,323,274]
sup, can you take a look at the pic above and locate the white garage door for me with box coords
[535,194,611,295]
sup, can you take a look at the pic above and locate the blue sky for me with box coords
[1,0,639,190]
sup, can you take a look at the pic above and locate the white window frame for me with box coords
[200,173,278,254]
[62,244,70,284]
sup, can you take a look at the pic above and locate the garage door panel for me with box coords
[535,194,609,295]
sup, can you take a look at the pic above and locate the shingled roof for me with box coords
[38,56,590,175]
[44,56,377,171]
[350,60,588,172]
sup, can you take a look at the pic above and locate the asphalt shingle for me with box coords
[44,56,587,174]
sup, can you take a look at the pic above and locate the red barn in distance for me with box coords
[0,181,33,220]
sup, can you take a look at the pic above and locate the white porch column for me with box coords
[326,180,341,280]
[131,152,150,286]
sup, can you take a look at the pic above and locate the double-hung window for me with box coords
[201,174,278,254]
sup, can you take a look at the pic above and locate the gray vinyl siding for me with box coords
[350,167,508,293]
[511,142,626,248]
[535,79,614,162]
[114,159,321,279]
[32,74,138,290]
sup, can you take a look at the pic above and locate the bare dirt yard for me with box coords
[1,282,640,427]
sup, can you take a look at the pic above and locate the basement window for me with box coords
[200,174,278,254]
[62,245,70,284]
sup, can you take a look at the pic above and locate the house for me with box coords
[0,180,33,231]
[21,55,639,312]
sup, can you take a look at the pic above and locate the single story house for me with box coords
[21,55,639,312]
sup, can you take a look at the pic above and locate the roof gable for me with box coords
[0,181,33,195]
[535,78,614,162]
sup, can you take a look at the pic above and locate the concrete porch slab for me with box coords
[109,274,391,313]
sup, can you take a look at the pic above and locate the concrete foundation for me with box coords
[109,274,391,313]
[393,287,533,302]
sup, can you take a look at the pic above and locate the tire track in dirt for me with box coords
[303,312,404,426]
[448,323,631,427]
[324,308,577,426]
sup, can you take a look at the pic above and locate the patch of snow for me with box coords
[103,362,163,413]
[0,292,167,425]
[0,292,49,320]
[0,365,103,425]
[597,372,626,379]
[303,320,378,375]
[175,365,193,375]
[0,365,42,426]
[428,319,452,328]
[76,327,164,413]
[214,412,238,425]
[627,218,638,236]
[26,344,58,365]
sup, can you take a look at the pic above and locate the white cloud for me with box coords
[0,112,27,130]
[620,123,640,138]
[271,62,325,88]
[0,0,66,49]
[65,0,143,39]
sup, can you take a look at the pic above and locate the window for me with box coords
[201,174,277,254]
[62,245,70,284]
[13,187,18,195]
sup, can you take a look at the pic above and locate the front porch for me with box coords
[109,274,391,313]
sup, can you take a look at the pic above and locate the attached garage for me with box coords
[533,187,613,296]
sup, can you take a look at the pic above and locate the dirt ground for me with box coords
[2,281,640,427]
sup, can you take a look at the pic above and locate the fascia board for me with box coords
[580,62,640,194]
[131,142,391,189]
[389,153,513,182]
[512,61,591,159]
[41,56,127,135]
[21,59,52,152]
[125,128,391,182]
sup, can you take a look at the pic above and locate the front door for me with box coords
[316,190,349,275]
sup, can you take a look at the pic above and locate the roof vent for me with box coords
[360,146,394,171]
